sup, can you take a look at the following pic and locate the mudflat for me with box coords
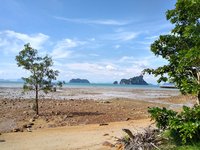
[0,87,195,149]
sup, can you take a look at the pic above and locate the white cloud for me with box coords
[65,63,104,72]
[51,49,72,59]
[89,53,99,57]
[89,38,95,41]
[104,31,139,41]
[119,56,147,64]
[114,45,121,49]
[0,63,30,79]
[61,61,147,82]
[106,65,117,71]
[51,38,85,59]
[55,38,79,49]
[0,30,49,53]
[54,16,130,26]
[145,35,159,40]
[117,32,138,41]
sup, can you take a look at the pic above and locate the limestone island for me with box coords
[119,75,148,85]
[69,78,90,84]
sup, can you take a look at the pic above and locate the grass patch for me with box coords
[159,142,200,150]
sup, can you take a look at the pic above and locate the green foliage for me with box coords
[169,105,200,144]
[57,81,65,88]
[173,142,200,150]
[148,107,177,130]
[16,43,59,114]
[143,0,200,100]
[148,106,200,145]
[146,0,200,147]
[16,43,59,93]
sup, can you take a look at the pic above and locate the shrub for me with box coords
[148,105,200,145]
[148,107,177,130]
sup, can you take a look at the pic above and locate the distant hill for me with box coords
[0,79,24,83]
[69,78,90,84]
[119,75,148,85]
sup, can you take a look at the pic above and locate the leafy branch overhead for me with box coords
[143,0,200,100]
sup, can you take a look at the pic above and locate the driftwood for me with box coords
[121,126,164,150]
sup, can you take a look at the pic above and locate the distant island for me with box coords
[113,75,148,85]
[113,81,118,84]
[69,78,90,84]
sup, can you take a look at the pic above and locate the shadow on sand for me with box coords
[39,111,104,117]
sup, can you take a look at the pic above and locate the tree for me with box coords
[16,43,59,114]
[143,0,200,104]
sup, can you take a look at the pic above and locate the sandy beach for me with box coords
[0,87,196,149]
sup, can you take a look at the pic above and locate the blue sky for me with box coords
[0,0,176,83]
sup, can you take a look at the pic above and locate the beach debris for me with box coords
[27,128,32,132]
[101,100,111,104]
[102,141,115,147]
[0,140,6,142]
[27,124,32,128]
[28,122,34,126]
[13,128,20,132]
[115,143,123,150]
[66,113,73,118]
[120,127,164,150]
[103,133,109,136]
[23,111,28,114]
[99,123,109,126]
[126,118,131,121]
[22,124,28,128]
[29,118,35,122]
[55,111,61,115]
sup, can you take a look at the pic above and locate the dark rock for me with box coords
[69,78,90,84]
[28,122,34,126]
[0,140,6,142]
[120,75,148,85]
[103,133,109,136]
[22,124,28,128]
[99,123,109,126]
[55,111,61,115]
[101,101,111,104]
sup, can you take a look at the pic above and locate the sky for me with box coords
[0,0,176,83]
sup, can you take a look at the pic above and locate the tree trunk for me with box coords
[197,92,200,105]
[35,85,39,115]
[196,70,200,105]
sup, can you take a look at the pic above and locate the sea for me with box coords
[0,81,177,91]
